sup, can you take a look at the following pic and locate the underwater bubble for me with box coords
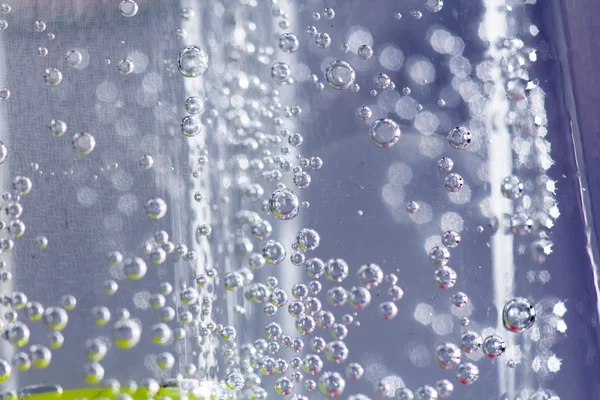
[395,388,414,400]
[511,213,534,235]
[441,231,461,248]
[113,319,141,349]
[437,157,453,172]
[315,32,331,48]
[375,74,392,90]
[263,240,286,264]
[357,263,383,288]
[181,115,202,137]
[434,266,457,289]
[447,127,471,149]
[482,334,506,358]
[370,118,401,148]
[429,246,449,266]
[269,188,299,220]
[326,259,349,282]
[406,201,419,214]
[414,386,438,400]
[65,49,83,67]
[460,331,482,353]
[325,60,356,90]
[145,197,167,219]
[43,68,62,86]
[348,286,371,309]
[117,59,134,74]
[501,175,524,199]
[358,45,373,60]
[0,20,6,31]
[356,106,372,120]
[279,33,299,53]
[444,173,464,192]
[378,301,398,320]
[119,0,139,17]
[319,371,345,397]
[49,119,67,137]
[451,292,468,307]
[425,0,444,12]
[297,228,320,251]
[435,342,461,369]
[123,257,147,280]
[177,46,209,77]
[0,87,9,100]
[503,297,535,332]
[455,363,480,386]
[72,132,96,155]
[185,96,204,114]
[271,62,292,84]
[436,379,453,397]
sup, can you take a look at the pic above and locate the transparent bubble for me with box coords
[181,115,202,137]
[441,231,461,248]
[425,0,444,12]
[0,87,8,100]
[378,301,398,320]
[435,342,461,369]
[482,334,506,358]
[119,0,139,17]
[185,96,204,115]
[72,132,96,155]
[7,322,29,347]
[279,33,299,53]
[297,228,320,251]
[43,307,68,331]
[503,297,535,332]
[437,157,454,172]
[501,175,524,199]
[348,286,371,309]
[117,59,134,74]
[83,362,104,384]
[43,68,63,86]
[356,106,372,120]
[370,118,401,148]
[315,32,331,48]
[451,292,468,307]
[436,379,453,397]
[326,259,349,282]
[113,319,141,349]
[30,345,51,369]
[406,201,419,214]
[456,363,479,384]
[429,246,449,266]
[65,49,83,67]
[444,173,464,192]
[395,388,414,400]
[271,62,292,84]
[375,74,392,90]
[358,45,374,60]
[325,60,356,90]
[434,266,457,289]
[357,263,383,288]
[319,371,345,397]
[34,20,46,32]
[123,257,147,280]
[144,197,167,220]
[49,119,67,137]
[252,219,272,240]
[13,176,32,195]
[263,240,286,264]
[323,7,335,19]
[156,352,175,370]
[0,20,7,31]
[447,127,471,149]
[414,385,438,400]
[177,46,209,77]
[511,213,534,235]
[269,188,299,220]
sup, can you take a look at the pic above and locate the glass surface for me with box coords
[0,0,595,399]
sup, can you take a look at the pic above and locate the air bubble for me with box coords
[177,46,209,77]
[325,60,356,90]
[370,118,401,148]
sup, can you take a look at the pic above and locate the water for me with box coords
[0,0,594,399]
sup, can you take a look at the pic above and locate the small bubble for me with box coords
[145,197,167,219]
[278,33,299,53]
[72,133,96,155]
[0,20,7,31]
[434,266,457,289]
[43,68,62,86]
[370,118,401,148]
[323,8,335,19]
[425,0,444,13]
[456,363,479,384]
[482,335,506,358]
[65,49,83,67]
[119,0,139,17]
[437,157,454,172]
[358,45,373,60]
[314,32,331,49]
[271,62,292,84]
[374,74,391,90]
[448,127,471,149]
[117,59,134,74]
[0,87,9,100]
[177,45,209,77]
[34,21,46,33]
[501,175,524,199]
[444,173,464,192]
[181,115,202,137]
[406,201,419,214]
[503,297,535,332]
[441,231,461,248]
[269,188,299,220]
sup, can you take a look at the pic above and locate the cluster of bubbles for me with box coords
[0,0,565,399]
